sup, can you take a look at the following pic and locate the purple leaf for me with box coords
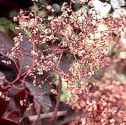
[24,81,52,112]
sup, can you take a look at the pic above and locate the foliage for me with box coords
[0,18,16,32]
[0,0,126,125]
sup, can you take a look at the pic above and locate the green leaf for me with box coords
[61,79,72,101]
[0,18,16,32]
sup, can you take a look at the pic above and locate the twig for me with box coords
[28,111,67,121]
[54,111,85,125]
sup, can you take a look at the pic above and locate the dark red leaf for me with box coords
[6,111,20,122]
[16,89,27,100]
[0,118,18,125]
[0,97,8,117]
[0,53,18,81]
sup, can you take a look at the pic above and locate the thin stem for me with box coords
[28,111,67,121]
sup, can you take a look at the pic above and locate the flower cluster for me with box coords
[68,80,126,125]
[12,5,126,83]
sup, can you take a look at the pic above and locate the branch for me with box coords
[28,111,67,121]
